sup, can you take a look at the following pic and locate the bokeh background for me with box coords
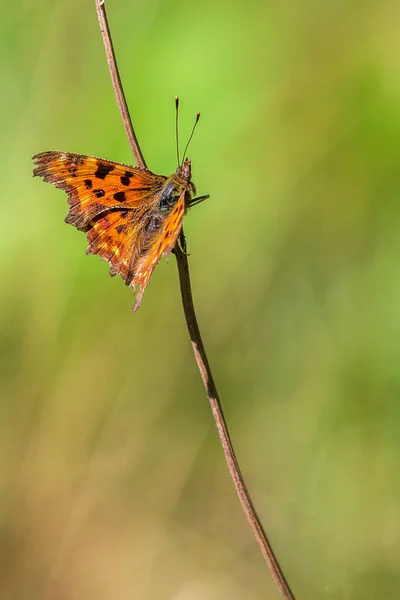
[2,0,400,598]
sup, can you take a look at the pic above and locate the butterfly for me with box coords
[33,127,209,310]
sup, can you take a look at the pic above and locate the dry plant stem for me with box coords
[94,1,296,598]
[95,0,147,169]
[174,240,295,600]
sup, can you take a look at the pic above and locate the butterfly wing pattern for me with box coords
[33,151,189,310]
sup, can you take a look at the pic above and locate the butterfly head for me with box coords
[177,157,192,182]
[176,157,196,196]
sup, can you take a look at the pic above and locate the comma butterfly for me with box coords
[32,109,209,310]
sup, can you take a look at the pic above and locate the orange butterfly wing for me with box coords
[33,151,185,310]
[132,191,185,310]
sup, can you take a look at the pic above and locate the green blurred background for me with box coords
[2,0,400,598]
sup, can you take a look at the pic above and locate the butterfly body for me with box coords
[33,151,206,310]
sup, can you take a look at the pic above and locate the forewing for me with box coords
[32,151,166,230]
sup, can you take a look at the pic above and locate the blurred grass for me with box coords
[1,0,400,598]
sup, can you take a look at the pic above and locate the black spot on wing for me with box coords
[116,224,125,234]
[120,171,135,186]
[114,191,126,202]
[95,162,115,180]
[94,189,105,198]
[84,179,93,189]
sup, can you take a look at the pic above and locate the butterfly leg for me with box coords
[174,230,190,256]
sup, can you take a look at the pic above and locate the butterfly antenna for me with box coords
[175,97,180,167]
[182,112,201,165]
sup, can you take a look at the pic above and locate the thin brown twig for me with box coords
[94,1,296,598]
[95,0,147,169]
[174,238,295,599]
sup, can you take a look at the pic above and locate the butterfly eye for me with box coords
[159,182,180,214]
